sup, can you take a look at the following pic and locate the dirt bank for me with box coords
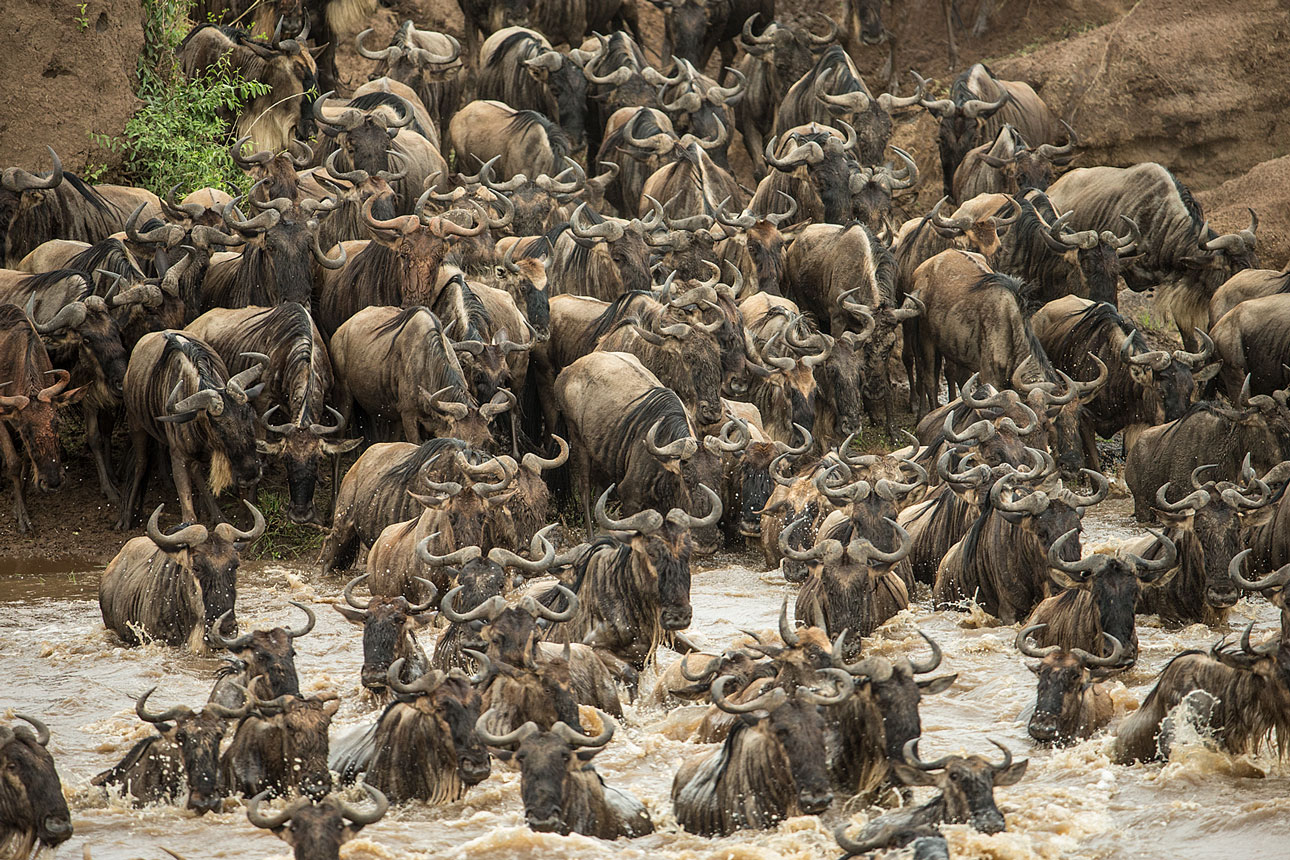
[0,0,142,173]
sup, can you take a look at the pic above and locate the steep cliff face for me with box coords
[0,0,143,172]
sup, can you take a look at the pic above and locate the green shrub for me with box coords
[91,0,265,195]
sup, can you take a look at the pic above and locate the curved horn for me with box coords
[710,674,786,714]
[594,484,664,534]
[146,504,208,552]
[1016,623,1058,658]
[342,572,372,611]
[552,712,615,748]
[1125,529,1178,576]
[666,483,722,530]
[778,596,800,646]
[474,708,538,748]
[439,585,505,625]
[212,500,267,543]
[1071,632,1126,668]
[902,738,952,771]
[336,784,389,826]
[246,790,309,830]
[1228,548,1290,592]
[135,687,191,724]
[1046,528,1106,579]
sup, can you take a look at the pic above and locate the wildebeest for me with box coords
[201,187,347,312]
[0,713,72,857]
[1025,528,1175,668]
[1031,295,1208,470]
[339,663,491,803]
[221,690,339,800]
[314,197,488,336]
[1208,267,1290,328]
[1045,164,1258,349]
[118,331,265,527]
[751,122,870,225]
[546,203,659,299]
[330,305,484,444]
[476,709,653,837]
[1016,624,1121,745]
[450,100,572,181]
[186,303,358,523]
[994,191,1139,306]
[1,147,160,268]
[177,24,318,153]
[1113,620,1290,764]
[672,672,852,835]
[1125,392,1290,521]
[208,601,315,707]
[734,14,839,179]
[649,0,772,72]
[476,27,588,149]
[934,467,1105,624]
[334,573,437,692]
[0,304,85,531]
[773,46,921,167]
[556,350,711,526]
[92,686,248,813]
[953,123,1075,201]
[835,738,1028,848]
[1208,293,1290,400]
[922,63,1066,202]
[246,784,388,859]
[356,21,463,143]
[100,502,264,651]
[542,484,719,669]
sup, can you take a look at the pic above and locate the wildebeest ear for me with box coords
[890,761,940,787]
[243,383,266,400]
[322,437,363,455]
[576,748,600,762]
[1025,661,1041,675]
[493,748,515,762]
[333,604,366,624]
[997,510,1027,525]
[993,757,1029,786]
[1192,362,1222,385]
[53,385,89,406]
[157,411,199,424]
[257,438,287,455]
[1151,508,1193,529]
[916,673,957,694]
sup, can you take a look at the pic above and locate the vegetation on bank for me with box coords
[88,0,264,194]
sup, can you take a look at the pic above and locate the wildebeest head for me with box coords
[1008,359,1108,481]
[1117,328,1207,424]
[313,91,419,179]
[848,147,919,235]
[0,714,72,850]
[221,188,346,306]
[1184,209,1260,294]
[595,483,722,630]
[361,197,489,306]
[990,469,1104,560]
[1017,623,1124,743]
[1153,468,1276,610]
[135,687,248,814]
[0,343,85,494]
[453,336,525,407]
[568,203,655,293]
[24,284,128,399]
[972,124,1076,195]
[250,692,340,801]
[710,672,852,815]
[738,14,838,91]
[0,147,66,266]
[836,631,957,762]
[716,201,792,295]
[211,601,316,699]
[762,122,862,224]
[649,0,711,67]
[388,663,493,787]
[1046,527,1178,668]
[523,49,589,149]
[494,243,551,338]
[892,739,1028,834]
[336,572,437,691]
[259,403,361,524]
[1035,206,1140,306]
[145,502,265,647]
[159,346,267,491]
[247,784,387,860]
[475,708,616,833]
[921,77,1011,195]
[927,194,1022,259]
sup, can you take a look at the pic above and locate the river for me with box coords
[4,494,1289,860]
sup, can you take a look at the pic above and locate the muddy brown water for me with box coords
[4,492,1289,860]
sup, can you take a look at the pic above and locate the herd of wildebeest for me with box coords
[3,0,1290,857]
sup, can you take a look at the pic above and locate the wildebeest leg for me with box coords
[1079,419,1101,473]
[191,466,228,524]
[0,423,30,533]
[402,412,421,445]
[85,407,120,504]
[717,43,737,84]
[169,449,200,523]
[592,647,640,701]
[118,430,151,529]
[742,119,768,182]
[944,0,960,69]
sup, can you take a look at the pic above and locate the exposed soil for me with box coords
[0,0,142,174]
